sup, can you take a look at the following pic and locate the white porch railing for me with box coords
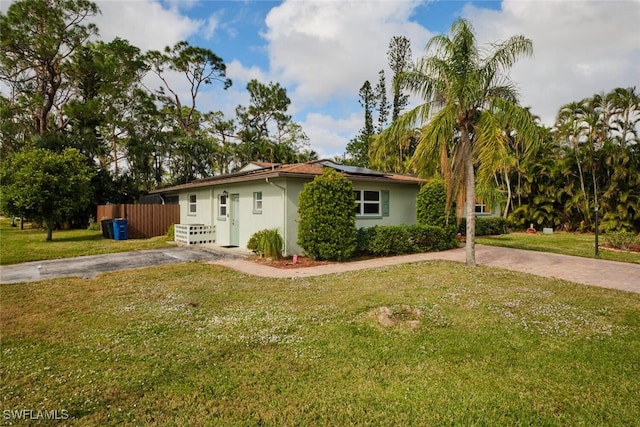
[174,224,216,245]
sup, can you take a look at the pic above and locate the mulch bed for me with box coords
[601,243,640,253]
[249,256,333,269]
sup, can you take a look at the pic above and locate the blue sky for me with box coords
[3,0,638,158]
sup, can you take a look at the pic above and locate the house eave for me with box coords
[150,166,424,195]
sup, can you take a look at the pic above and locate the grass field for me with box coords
[2,262,639,425]
[0,219,173,265]
[477,232,640,264]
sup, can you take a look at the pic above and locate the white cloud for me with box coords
[302,112,362,158]
[463,0,640,126]
[263,0,432,109]
[261,0,434,157]
[226,59,270,84]
[91,0,201,51]
[201,11,223,41]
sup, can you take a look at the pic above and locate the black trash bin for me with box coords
[112,219,128,240]
[101,219,114,239]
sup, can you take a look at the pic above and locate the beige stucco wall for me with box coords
[179,188,214,226]
[352,181,419,228]
[212,180,286,249]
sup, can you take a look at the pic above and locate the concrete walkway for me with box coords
[1,244,638,294]
[213,245,640,294]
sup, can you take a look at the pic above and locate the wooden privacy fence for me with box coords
[97,204,180,239]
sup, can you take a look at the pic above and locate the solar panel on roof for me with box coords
[319,161,387,177]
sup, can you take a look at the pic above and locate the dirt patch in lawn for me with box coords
[370,305,422,330]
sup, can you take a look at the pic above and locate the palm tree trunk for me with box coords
[574,150,590,225]
[503,169,512,218]
[464,138,477,267]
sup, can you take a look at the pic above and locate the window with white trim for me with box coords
[188,194,197,215]
[219,194,227,218]
[253,192,262,213]
[354,190,381,216]
[475,202,487,214]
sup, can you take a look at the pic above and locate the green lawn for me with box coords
[2,262,639,425]
[0,218,173,265]
[477,232,640,264]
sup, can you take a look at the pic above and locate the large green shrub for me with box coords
[417,178,452,227]
[297,169,357,261]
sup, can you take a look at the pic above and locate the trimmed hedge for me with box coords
[297,169,357,261]
[368,226,415,256]
[407,224,458,252]
[355,224,457,257]
[457,217,509,236]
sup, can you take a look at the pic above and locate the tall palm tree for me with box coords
[555,101,591,225]
[381,18,538,266]
[608,87,639,148]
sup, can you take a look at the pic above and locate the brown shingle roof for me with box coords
[151,160,423,194]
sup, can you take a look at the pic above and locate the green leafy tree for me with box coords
[0,94,30,157]
[381,18,538,266]
[147,41,231,183]
[235,79,311,166]
[297,168,357,261]
[0,148,94,240]
[387,35,413,122]
[0,0,99,136]
[375,70,389,134]
[147,41,231,135]
[236,79,291,139]
[550,88,639,231]
[368,36,415,173]
[369,128,420,174]
[66,38,148,175]
[345,80,376,167]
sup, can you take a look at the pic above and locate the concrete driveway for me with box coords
[0,247,229,284]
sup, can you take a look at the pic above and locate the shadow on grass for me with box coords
[49,232,106,243]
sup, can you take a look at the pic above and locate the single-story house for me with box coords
[151,160,425,256]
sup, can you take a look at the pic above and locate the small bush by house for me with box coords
[603,230,639,250]
[458,217,509,236]
[248,228,283,259]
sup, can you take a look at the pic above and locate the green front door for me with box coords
[230,194,240,246]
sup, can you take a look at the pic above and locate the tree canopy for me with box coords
[0,0,315,230]
[0,147,94,240]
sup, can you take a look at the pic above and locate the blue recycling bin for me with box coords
[112,219,128,240]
